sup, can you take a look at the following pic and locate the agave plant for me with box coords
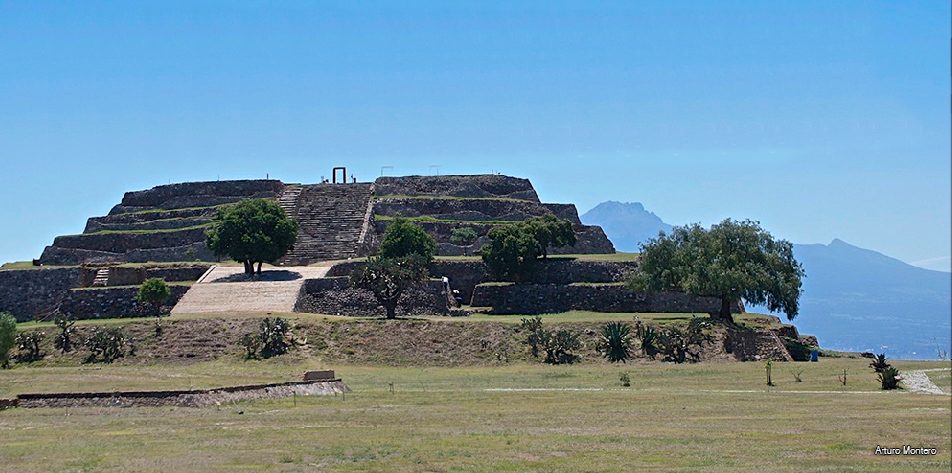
[879,366,902,390]
[599,322,633,363]
[634,322,659,359]
[869,353,891,373]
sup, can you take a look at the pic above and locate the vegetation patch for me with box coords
[375,195,534,202]
[84,223,213,235]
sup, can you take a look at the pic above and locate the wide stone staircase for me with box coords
[277,183,374,265]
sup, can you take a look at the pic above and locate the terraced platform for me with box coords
[35,174,615,266]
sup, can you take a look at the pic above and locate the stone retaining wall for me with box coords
[0,267,82,321]
[86,216,213,233]
[327,259,639,305]
[470,283,741,315]
[295,278,449,317]
[49,227,209,252]
[725,327,794,362]
[111,179,284,213]
[374,175,539,201]
[39,241,216,266]
[15,380,349,409]
[85,207,217,233]
[79,264,210,287]
[58,285,190,320]
[374,198,564,222]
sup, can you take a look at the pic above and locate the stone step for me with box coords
[91,268,110,287]
[275,183,374,265]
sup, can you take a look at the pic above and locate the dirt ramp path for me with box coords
[171,265,330,315]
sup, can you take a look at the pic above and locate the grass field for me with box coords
[1,358,949,472]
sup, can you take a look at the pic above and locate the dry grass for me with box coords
[1,359,949,472]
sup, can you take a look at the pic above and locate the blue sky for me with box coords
[1,1,949,270]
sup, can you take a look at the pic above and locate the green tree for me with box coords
[480,224,540,283]
[449,227,479,246]
[379,216,437,262]
[206,199,299,275]
[628,219,804,323]
[350,255,429,319]
[0,313,17,369]
[481,215,578,281]
[136,277,172,315]
[526,214,577,258]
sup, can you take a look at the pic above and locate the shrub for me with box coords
[450,227,479,246]
[0,313,16,369]
[241,317,293,359]
[519,316,580,364]
[16,331,44,362]
[259,317,292,358]
[83,326,129,363]
[53,313,76,353]
[137,278,172,316]
[657,320,712,364]
[598,322,633,363]
[879,366,902,390]
[520,316,545,358]
[619,372,631,387]
[543,330,581,365]
[637,319,711,363]
[239,333,262,360]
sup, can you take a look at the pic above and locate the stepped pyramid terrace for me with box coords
[37,174,615,266]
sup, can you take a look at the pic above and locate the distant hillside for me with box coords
[784,239,951,359]
[582,201,952,359]
[580,201,672,251]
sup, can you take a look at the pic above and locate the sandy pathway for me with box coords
[902,368,951,395]
[171,264,332,315]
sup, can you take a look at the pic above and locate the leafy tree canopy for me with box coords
[525,213,577,258]
[481,223,541,283]
[206,199,298,275]
[480,214,577,282]
[350,255,429,319]
[627,219,805,322]
[379,216,437,262]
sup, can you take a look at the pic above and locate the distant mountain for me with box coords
[784,239,950,359]
[580,201,672,252]
[582,201,952,359]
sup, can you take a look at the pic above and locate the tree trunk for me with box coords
[256,262,262,274]
[717,297,734,323]
[243,260,254,275]
[384,301,397,319]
